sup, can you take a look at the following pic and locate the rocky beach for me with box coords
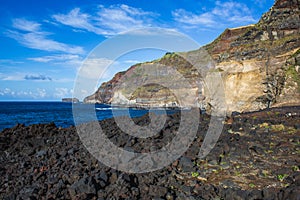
[0,106,299,199]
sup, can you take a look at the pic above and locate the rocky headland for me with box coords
[84,0,300,114]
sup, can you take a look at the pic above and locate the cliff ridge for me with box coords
[84,0,300,113]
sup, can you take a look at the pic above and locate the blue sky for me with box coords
[0,0,274,101]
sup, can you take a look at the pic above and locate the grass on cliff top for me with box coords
[204,20,300,59]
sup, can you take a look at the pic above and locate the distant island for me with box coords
[62,98,80,103]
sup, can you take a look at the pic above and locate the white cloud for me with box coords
[28,54,83,67]
[2,74,24,81]
[0,88,12,96]
[0,88,48,99]
[96,4,154,34]
[2,74,49,81]
[1,73,53,81]
[0,70,75,83]
[28,54,79,63]
[37,88,47,98]
[118,4,151,16]
[12,18,41,32]
[24,74,52,81]
[252,0,267,8]
[53,4,157,36]
[124,27,180,36]
[6,18,85,54]
[53,8,110,35]
[54,78,75,83]
[172,1,256,28]
[79,58,113,79]
[0,59,23,65]
[54,87,73,98]
[122,60,142,64]
[172,9,215,26]
[212,1,255,23]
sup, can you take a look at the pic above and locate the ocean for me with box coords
[0,102,177,131]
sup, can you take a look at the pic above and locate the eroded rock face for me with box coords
[84,71,126,104]
[84,0,300,113]
[203,0,300,112]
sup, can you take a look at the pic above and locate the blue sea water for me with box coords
[0,102,176,131]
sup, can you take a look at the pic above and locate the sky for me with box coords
[0,0,274,101]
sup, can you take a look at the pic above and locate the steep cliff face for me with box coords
[84,71,126,104]
[204,0,300,112]
[84,54,202,107]
[84,0,300,113]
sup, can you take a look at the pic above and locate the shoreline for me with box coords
[2,104,299,132]
[0,106,299,199]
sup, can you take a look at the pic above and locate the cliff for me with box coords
[83,71,126,104]
[84,0,300,113]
